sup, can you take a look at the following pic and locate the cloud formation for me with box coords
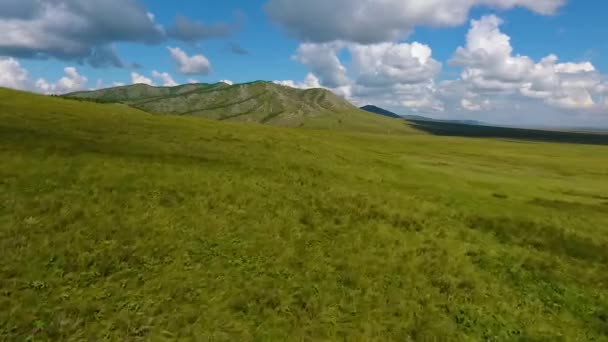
[0,57,29,90]
[152,70,177,86]
[35,67,88,94]
[0,57,89,94]
[0,0,165,67]
[0,1,238,67]
[450,15,605,111]
[282,41,443,112]
[350,42,441,87]
[274,73,322,89]
[131,72,154,86]
[293,43,349,88]
[279,13,608,123]
[168,47,211,75]
[266,0,565,43]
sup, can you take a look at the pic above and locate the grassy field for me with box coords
[1,88,608,340]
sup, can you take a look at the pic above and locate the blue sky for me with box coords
[1,0,608,127]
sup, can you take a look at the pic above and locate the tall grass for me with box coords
[1,88,607,340]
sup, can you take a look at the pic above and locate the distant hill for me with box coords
[65,82,416,134]
[360,105,485,126]
[359,105,402,118]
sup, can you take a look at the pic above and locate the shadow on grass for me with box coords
[466,216,608,263]
[408,120,608,145]
[530,198,607,212]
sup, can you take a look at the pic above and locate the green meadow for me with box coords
[1,88,608,340]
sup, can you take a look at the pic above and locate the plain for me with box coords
[1,88,608,340]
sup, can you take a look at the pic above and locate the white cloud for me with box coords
[351,82,444,112]
[350,42,441,87]
[0,0,165,67]
[461,97,492,111]
[187,78,199,84]
[219,79,234,85]
[274,73,322,89]
[292,42,349,88]
[0,58,90,94]
[131,72,154,86]
[35,67,88,94]
[58,67,88,93]
[266,0,565,44]
[151,70,177,86]
[0,1,233,67]
[284,41,443,112]
[168,47,211,75]
[92,79,126,90]
[0,57,28,89]
[451,15,604,111]
[348,42,443,111]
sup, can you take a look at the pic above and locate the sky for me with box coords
[1,0,608,127]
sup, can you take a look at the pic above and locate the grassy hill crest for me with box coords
[65,82,417,133]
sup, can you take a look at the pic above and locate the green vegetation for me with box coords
[2,87,608,340]
[65,82,413,134]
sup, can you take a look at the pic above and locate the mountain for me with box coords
[359,105,402,118]
[65,82,417,134]
[360,104,485,126]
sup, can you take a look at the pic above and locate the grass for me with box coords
[1,88,608,340]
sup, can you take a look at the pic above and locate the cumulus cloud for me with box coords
[0,57,29,90]
[92,79,127,90]
[35,67,88,94]
[0,0,165,67]
[292,42,349,88]
[168,47,211,75]
[131,72,155,86]
[283,41,443,112]
[274,73,322,89]
[151,70,177,86]
[266,0,565,44]
[0,1,239,67]
[219,80,234,85]
[460,97,492,111]
[451,15,605,111]
[350,42,441,87]
[0,57,89,94]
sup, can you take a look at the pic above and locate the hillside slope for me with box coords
[67,82,415,133]
[2,88,608,340]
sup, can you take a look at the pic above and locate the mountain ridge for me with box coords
[64,82,417,134]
